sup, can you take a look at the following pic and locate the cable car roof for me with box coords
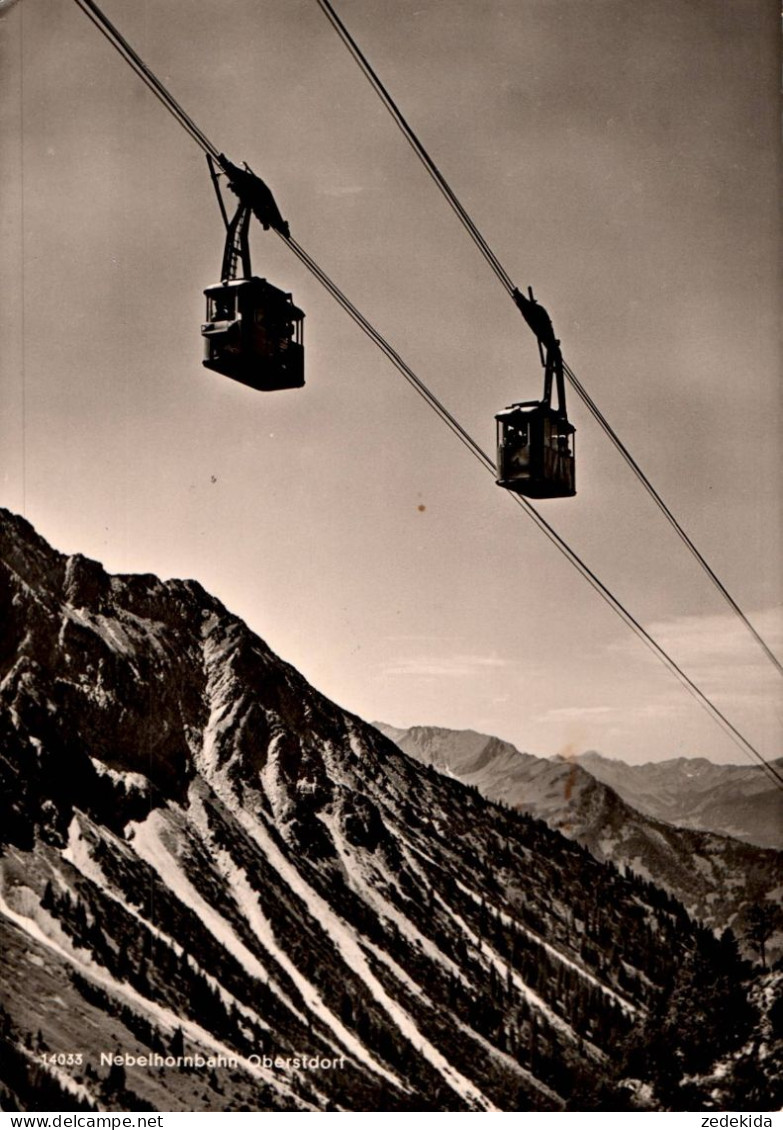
[495,401,575,426]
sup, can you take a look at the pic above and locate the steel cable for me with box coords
[73,0,221,161]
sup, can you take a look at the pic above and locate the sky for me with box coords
[0,0,780,767]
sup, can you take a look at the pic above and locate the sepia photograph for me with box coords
[0,0,781,1116]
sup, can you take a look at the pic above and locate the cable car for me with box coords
[496,287,576,498]
[495,401,575,497]
[201,156,304,392]
[202,278,304,391]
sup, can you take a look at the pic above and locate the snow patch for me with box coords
[258,732,291,822]
[88,758,150,792]
[194,812,398,1084]
[0,887,307,1105]
[205,766,498,1111]
[319,807,465,982]
[62,813,268,1033]
[126,806,305,1025]
[360,936,563,1106]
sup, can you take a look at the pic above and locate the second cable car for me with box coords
[201,157,304,392]
[496,288,576,499]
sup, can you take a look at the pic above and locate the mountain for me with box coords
[375,725,783,947]
[576,752,782,850]
[0,509,779,1113]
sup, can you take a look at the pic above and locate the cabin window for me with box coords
[498,420,527,445]
[554,429,573,455]
[209,293,236,322]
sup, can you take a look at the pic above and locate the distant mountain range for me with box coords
[376,725,782,943]
[575,752,782,850]
[0,509,780,1112]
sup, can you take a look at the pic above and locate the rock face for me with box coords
[576,752,783,850]
[375,725,783,947]
[0,510,778,1112]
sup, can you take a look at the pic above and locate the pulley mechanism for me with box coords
[495,288,575,498]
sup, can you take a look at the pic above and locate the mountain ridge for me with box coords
[0,509,779,1112]
[574,751,782,849]
[375,723,783,947]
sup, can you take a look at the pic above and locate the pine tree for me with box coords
[170,1026,185,1058]
[104,1059,126,1096]
[745,903,780,970]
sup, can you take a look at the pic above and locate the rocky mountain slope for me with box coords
[376,725,783,946]
[0,509,778,1112]
[576,752,782,850]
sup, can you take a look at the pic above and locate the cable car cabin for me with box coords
[201,278,304,391]
[496,401,576,498]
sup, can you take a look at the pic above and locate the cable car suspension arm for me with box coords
[206,154,290,282]
[514,286,568,417]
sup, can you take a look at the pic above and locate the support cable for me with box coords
[72,0,783,788]
[562,358,783,678]
[315,0,783,680]
[73,0,221,162]
[316,0,515,297]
